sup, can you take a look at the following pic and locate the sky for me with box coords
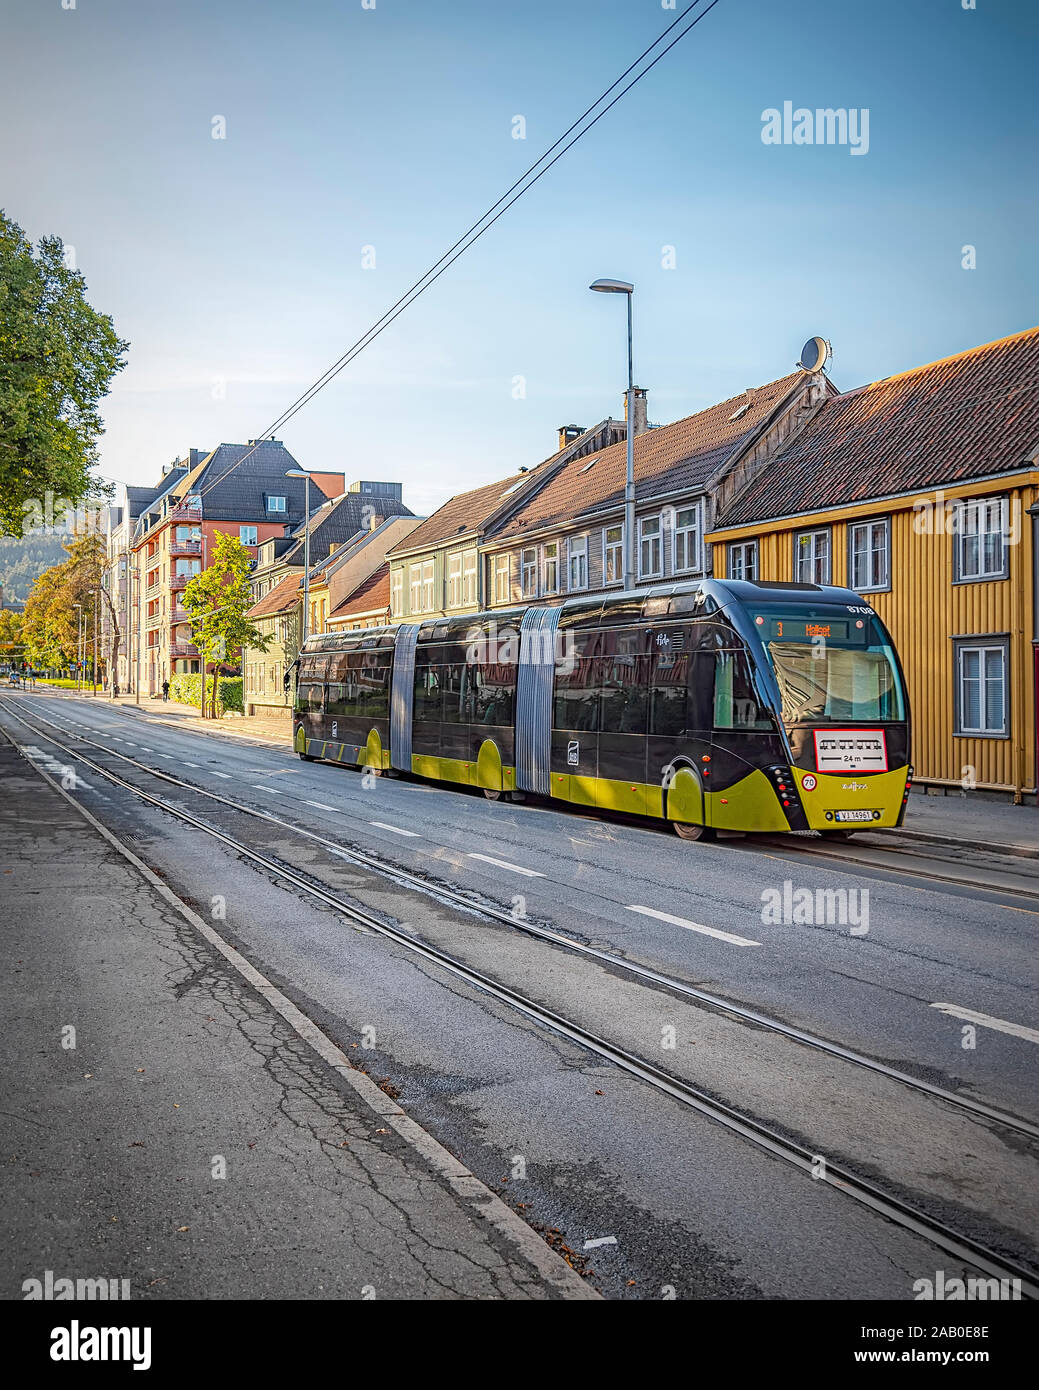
[2,0,1036,518]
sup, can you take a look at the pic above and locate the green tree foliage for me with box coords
[0,530,70,603]
[0,211,128,537]
[182,530,270,717]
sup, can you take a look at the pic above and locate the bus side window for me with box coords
[650,652,689,736]
[713,651,772,731]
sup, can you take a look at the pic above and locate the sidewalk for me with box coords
[0,737,591,1300]
[897,787,1039,856]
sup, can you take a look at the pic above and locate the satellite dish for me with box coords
[798,336,831,372]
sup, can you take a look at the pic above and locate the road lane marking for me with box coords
[252,785,280,794]
[930,1003,1039,1045]
[305,800,338,813]
[183,762,200,768]
[370,821,420,837]
[157,753,174,759]
[210,771,232,779]
[583,1236,617,1250]
[467,853,544,878]
[626,905,761,947]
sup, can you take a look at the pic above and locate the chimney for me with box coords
[558,424,586,451]
[624,387,649,437]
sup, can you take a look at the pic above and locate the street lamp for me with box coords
[87,588,98,696]
[73,602,83,692]
[590,278,636,592]
[286,469,312,644]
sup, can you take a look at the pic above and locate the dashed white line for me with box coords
[626,905,761,948]
[583,1236,617,1250]
[369,821,420,838]
[467,853,544,878]
[304,800,338,813]
[930,1003,1039,1045]
[183,762,200,768]
[210,771,232,779]
[252,784,280,794]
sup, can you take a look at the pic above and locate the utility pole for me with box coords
[74,603,83,692]
[91,587,99,696]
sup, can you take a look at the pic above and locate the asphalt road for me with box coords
[3,688,1037,1299]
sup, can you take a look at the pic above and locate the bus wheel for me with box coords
[673,821,712,841]
[483,787,508,802]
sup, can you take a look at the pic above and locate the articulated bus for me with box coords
[292,578,912,839]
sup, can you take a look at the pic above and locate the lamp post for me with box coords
[589,278,636,592]
[286,469,312,646]
[73,602,83,692]
[88,587,98,695]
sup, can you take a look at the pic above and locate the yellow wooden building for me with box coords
[707,327,1039,803]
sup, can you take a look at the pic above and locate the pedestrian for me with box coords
[113,682,120,698]
[162,678,170,702]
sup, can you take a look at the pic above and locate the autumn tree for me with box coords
[0,210,128,537]
[21,529,120,687]
[182,530,269,718]
[0,606,24,668]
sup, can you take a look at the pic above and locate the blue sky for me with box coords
[3,0,1035,516]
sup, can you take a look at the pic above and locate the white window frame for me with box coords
[520,547,538,598]
[541,541,559,595]
[672,504,701,574]
[794,528,831,584]
[849,517,890,592]
[409,562,422,614]
[956,641,1008,736]
[728,540,758,581]
[240,525,258,546]
[954,498,1009,582]
[447,552,463,609]
[267,495,287,513]
[638,514,663,579]
[567,534,588,592]
[421,559,435,612]
[462,548,478,606]
[492,553,511,605]
[603,525,624,585]
[390,568,403,618]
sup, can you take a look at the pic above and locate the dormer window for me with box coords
[267,495,287,512]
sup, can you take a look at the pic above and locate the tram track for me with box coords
[4,692,1038,1142]
[3,692,1039,1295]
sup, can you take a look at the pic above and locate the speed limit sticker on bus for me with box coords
[814,729,888,773]
[801,774,817,791]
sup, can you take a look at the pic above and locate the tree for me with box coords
[0,607,23,667]
[20,529,119,686]
[182,530,270,718]
[0,210,128,537]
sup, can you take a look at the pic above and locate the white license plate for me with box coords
[835,809,875,822]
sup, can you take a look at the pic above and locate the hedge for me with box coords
[168,673,243,716]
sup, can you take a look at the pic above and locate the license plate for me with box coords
[835,809,875,822]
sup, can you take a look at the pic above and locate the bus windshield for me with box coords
[748,605,905,725]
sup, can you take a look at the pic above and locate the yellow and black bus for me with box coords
[292,578,912,839]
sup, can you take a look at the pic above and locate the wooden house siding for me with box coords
[710,474,1038,798]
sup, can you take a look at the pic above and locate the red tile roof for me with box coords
[493,373,808,541]
[246,571,300,619]
[387,470,529,553]
[329,563,390,620]
[714,327,1039,530]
